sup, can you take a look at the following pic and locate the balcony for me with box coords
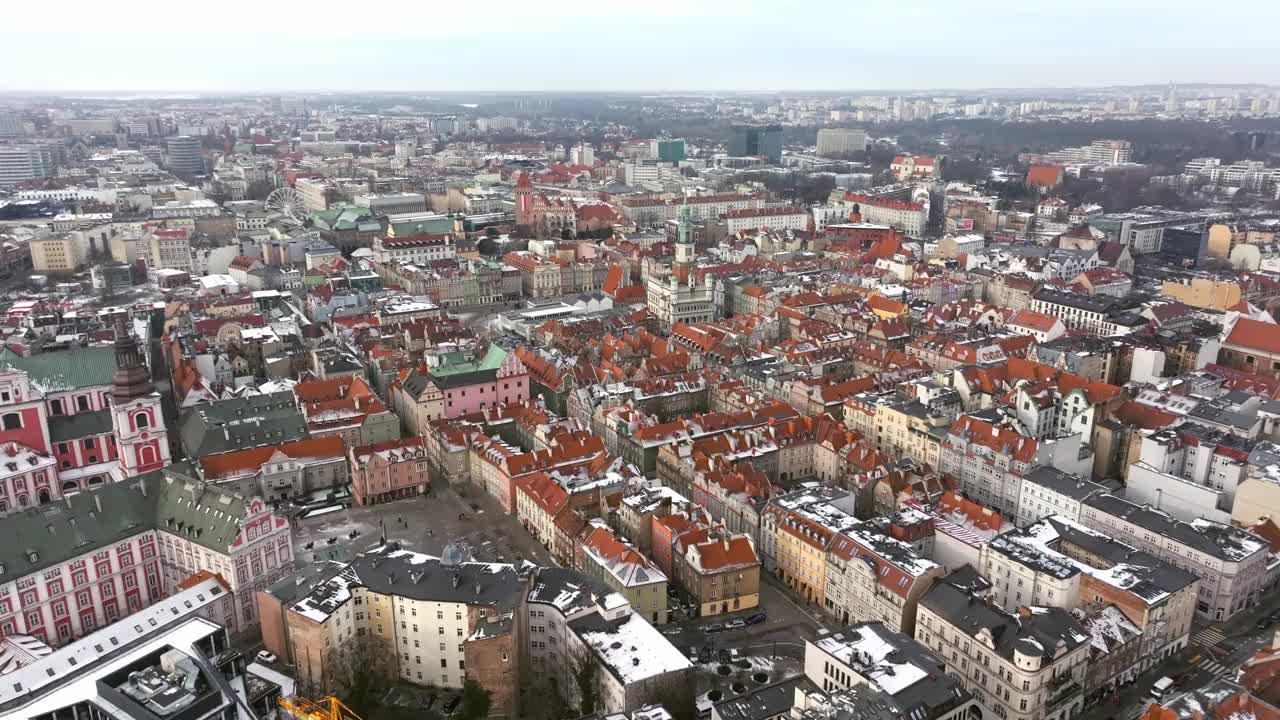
[1046,675,1082,711]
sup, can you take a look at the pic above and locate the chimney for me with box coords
[474,582,482,596]
[452,572,460,589]
[93,495,102,514]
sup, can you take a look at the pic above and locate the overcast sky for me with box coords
[3,0,1277,93]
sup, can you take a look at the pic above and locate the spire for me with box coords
[112,313,154,402]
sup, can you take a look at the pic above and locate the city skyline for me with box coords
[4,0,1279,93]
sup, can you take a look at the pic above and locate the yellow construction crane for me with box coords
[277,695,363,720]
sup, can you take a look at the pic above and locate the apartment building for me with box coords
[1015,466,1107,527]
[939,414,1091,517]
[816,128,868,157]
[679,532,761,618]
[282,544,523,716]
[30,236,85,274]
[823,522,943,635]
[722,207,810,235]
[525,567,694,718]
[147,228,193,272]
[805,622,980,720]
[844,193,927,236]
[1080,493,1269,621]
[578,524,669,625]
[198,436,348,500]
[349,436,431,505]
[916,578,1090,720]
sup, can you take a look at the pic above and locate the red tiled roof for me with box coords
[200,436,345,479]
[1226,318,1280,355]
[689,535,759,572]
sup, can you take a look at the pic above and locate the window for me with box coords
[134,413,150,429]
[2,413,21,431]
[49,399,63,415]
[440,659,448,668]
[76,396,89,412]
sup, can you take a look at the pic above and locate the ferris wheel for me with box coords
[265,187,307,224]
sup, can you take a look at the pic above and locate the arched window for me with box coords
[2,413,20,431]
[135,413,150,430]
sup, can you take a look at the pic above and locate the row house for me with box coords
[916,577,1090,720]
[469,432,609,514]
[939,414,1091,517]
[679,532,762,618]
[980,515,1198,676]
[1,470,292,649]
[689,460,771,543]
[349,436,431,505]
[824,522,943,636]
[905,492,1009,572]
[773,501,860,606]
[296,375,401,449]
[515,469,612,559]
[199,436,348,501]
[1080,493,1270,621]
[577,524,669,625]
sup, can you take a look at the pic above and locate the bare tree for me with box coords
[323,633,394,715]
[572,649,601,716]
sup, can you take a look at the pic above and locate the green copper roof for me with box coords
[431,345,507,377]
[0,469,255,585]
[390,216,453,236]
[0,347,119,392]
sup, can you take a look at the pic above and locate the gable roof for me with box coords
[1226,318,1280,355]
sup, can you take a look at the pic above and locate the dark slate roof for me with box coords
[714,676,816,720]
[527,566,611,616]
[351,544,523,607]
[1032,289,1117,314]
[1083,493,1268,563]
[178,392,308,458]
[0,468,255,584]
[816,622,975,719]
[0,346,119,391]
[264,560,348,605]
[1046,517,1197,598]
[1023,467,1107,503]
[400,369,437,401]
[48,410,114,443]
[921,580,1089,663]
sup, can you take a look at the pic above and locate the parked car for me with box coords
[704,623,725,634]
[254,651,277,664]
[745,612,767,625]
[698,646,713,663]
[725,619,746,630]
[718,649,732,664]
[443,695,462,714]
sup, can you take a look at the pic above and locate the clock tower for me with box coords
[109,314,171,480]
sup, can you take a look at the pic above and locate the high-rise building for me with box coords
[0,144,53,187]
[164,135,204,176]
[570,142,595,165]
[651,138,686,162]
[0,113,24,136]
[728,124,782,163]
[816,128,868,157]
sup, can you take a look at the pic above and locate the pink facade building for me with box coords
[430,344,530,418]
[349,436,432,505]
